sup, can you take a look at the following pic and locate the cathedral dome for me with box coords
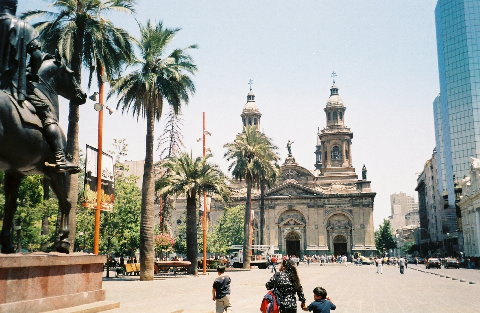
[326,84,344,107]
[242,92,260,113]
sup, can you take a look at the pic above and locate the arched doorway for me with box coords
[285,231,301,257]
[333,235,347,256]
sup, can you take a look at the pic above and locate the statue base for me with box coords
[0,252,118,313]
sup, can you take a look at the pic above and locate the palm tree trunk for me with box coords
[259,181,266,245]
[186,193,198,275]
[243,175,252,269]
[65,20,86,252]
[140,107,156,280]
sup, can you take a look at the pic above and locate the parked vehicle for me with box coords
[444,258,460,269]
[416,257,425,264]
[426,258,441,269]
[361,256,374,265]
[229,245,278,269]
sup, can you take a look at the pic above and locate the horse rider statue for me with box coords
[0,0,79,173]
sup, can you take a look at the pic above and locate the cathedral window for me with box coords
[339,112,343,120]
[254,118,257,125]
[249,118,252,125]
[333,112,338,121]
[328,112,331,121]
[331,146,342,160]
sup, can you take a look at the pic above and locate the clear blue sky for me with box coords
[20,0,439,227]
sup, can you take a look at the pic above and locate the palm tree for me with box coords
[156,153,229,275]
[258,159,279,245]
[224,126,279,268]
[109,21,197,280]
[22,0,135,250]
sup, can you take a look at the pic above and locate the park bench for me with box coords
[124,263,140,276]
[155,261,191,275]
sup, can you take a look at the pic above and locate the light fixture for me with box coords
[105,106,116,115]
[94,103,116,115]
[94,102,103,112]
[89,92,99,101]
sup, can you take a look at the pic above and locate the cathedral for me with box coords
[173,81,376,258]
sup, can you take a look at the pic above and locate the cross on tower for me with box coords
[248,79,254,91]
[331,71,337,84]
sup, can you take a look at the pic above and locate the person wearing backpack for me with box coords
[265,259,306,313]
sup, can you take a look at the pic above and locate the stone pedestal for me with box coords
[0,252,114,313]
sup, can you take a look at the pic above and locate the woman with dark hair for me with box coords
[265,259,306,313]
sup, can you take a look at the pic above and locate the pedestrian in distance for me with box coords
[302,287,336,313]
[399,257,406,274]
[212,266,232,313]
[375,257,383,274]
[266,259,306,313]
[271,255,278,273]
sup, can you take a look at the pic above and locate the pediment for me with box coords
[267,182,319,197]
[280,217,305,227]
[278,164,315,182]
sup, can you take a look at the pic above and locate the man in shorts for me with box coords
[212,266,232,312]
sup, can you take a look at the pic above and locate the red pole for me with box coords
[202,112,207,274]
[93,66,105,255]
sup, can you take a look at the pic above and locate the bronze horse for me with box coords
[0,56,86,253]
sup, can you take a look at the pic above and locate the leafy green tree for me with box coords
[209,205,244,255]
[22,0,135,250]
[375,219,397,255]
[173,218,187,255]
[224,125,278,268]
[157,153,229,275]
[109,21,197,281]
[76,138,141,257]
[402,241,415,255]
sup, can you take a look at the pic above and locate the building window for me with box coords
[339,112,343,120]
[333,112,338,121]
[254,118,257,125]
[328,112,331,121]
[331,146,342,160]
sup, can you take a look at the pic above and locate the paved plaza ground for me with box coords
[103,263,480,313]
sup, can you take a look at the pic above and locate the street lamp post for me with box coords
[93,66,105,255]
[202,112,207,274]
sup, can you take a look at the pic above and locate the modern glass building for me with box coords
[435,0,480,206]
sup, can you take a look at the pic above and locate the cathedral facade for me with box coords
[172,82,376,258]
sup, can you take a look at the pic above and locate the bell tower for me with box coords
[241,79,261,131]
[317,76,357,180]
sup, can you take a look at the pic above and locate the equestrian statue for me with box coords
[0,0,87,253]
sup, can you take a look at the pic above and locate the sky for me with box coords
[20,0,439,227]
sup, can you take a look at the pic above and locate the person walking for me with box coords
[399,257,406,274]
[375,257,383,274]
[266,259,306,313]
[212,266,232,312]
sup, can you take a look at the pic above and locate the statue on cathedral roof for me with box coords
[286,140,294,157]
[362,164,367,180]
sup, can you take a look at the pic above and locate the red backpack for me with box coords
[260,290,279,313]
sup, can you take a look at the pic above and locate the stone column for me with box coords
[348,141,353,166]
[342,141,347,167]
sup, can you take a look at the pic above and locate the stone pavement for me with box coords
[103,263,480,313]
